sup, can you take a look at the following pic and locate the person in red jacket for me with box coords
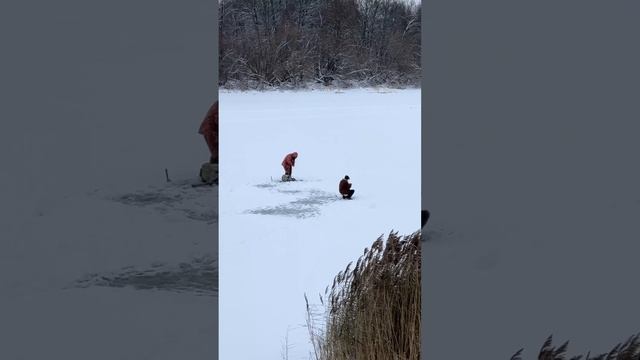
[281,152,298,180]
[339,175,355,199]
[199,100,219,164]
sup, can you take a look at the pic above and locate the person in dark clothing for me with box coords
[281,152,298,181]
[199,100,219,164]
[422,210,430,228]
[339,175,355,199]
[197,101,218,184]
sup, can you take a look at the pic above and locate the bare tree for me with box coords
[219,0,421,88]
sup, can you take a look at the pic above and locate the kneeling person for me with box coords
[339,175,355,199]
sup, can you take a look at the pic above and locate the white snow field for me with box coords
[219,89,421,360]
[1,1,217,359]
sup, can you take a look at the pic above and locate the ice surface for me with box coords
[219,88,421,360]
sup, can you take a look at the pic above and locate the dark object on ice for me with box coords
[199,162,218,185]
[281,174,297,182]
[282,152,298,177]
[421,210,430,228]
[198,100,219,164]
[339,176,355,199]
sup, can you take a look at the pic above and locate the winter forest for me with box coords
[219,0,421,88]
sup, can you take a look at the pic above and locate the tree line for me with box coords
[219,0,421,88]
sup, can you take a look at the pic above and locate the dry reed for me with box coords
[511,334,640,359]
[306,230,421,360]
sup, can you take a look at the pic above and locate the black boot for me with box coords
[346,189,355,199]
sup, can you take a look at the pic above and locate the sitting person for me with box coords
[339,175,355,199]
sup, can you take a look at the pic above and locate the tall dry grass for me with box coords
[306,230,421,360]
[512,334,640,360]
[300,226,639,360]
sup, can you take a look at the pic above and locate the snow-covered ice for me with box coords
[219,88,421,360]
